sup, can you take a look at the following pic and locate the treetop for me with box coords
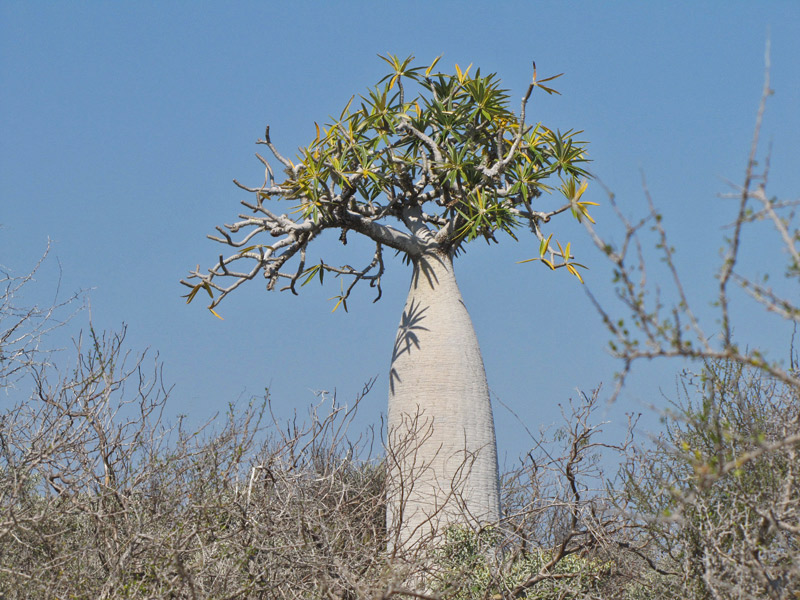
[183,55,594,315]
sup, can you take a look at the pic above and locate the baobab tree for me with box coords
[183,55,593,550]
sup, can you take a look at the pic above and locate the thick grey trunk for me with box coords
[386,250,501,551]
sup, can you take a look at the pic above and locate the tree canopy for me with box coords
[183,55,593,315]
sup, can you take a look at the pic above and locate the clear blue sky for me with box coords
[2,2,799,464]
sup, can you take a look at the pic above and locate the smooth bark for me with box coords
[386,250,501,550]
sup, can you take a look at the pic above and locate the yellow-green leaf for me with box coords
[454,62,472,83]
[537,72,564,84]
[566,264,584,283]
[238,244,274,255]
[536,84,561,96]
[575,179,589,200]
[185,285,201,304]
[209,308,224,320]
[425,55,442,77]
[340,95,355,120]
[539,233,553,257]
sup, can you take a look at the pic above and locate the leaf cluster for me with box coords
[284,54,590,248]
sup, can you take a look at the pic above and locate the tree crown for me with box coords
[184,55,594,315]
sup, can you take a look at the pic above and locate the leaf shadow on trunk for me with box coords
[390,299,429,394]
[389,253,451,395]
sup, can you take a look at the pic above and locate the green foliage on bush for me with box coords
[431,526,608,599]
